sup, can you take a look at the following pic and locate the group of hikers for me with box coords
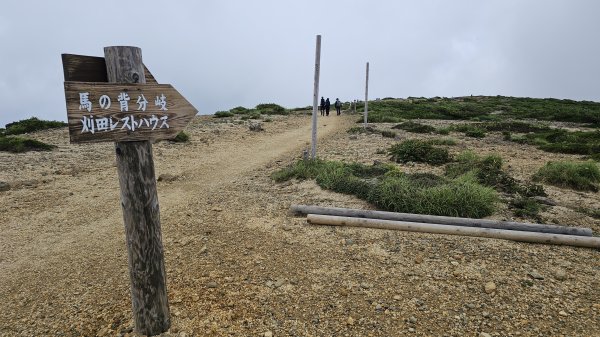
[319,97,342,116]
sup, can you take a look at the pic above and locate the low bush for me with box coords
[256,103,287,115]
[389,139,451,165]
[0,136,56,153]
[427,138,457,146]
[172,131,190,142]
[392,121,436,133]
[214,111,234,118]
[381,130,396,138]
[464,128,486,138]
[534,160,600,192]
[229,106,249,114]
[241,111,261,120]
[4,117,67,135]
[272,159,497,218]
[511,196,543,219]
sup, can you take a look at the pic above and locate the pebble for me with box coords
[414,256,424,264]
[559,310,568,317]
[528,271,544,280]
[264,331,273,337]
[0,181,10,192]
[408,316,417,324]
[451,261,459,266]
[393,295,401,300]
[207,281,218,288]
[360,282,372,289]
[553,269,567,281]
[480,333,492,337]
[408,327,415,333]
[274,279,285,288]
[347,316,355,325]
[484,282,496,294]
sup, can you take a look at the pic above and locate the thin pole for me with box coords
[364,62,369,128]
[311,35,321,159]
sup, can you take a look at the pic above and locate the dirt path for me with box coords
[0,114,352,336]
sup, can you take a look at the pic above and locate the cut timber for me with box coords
[306,214,600,249]
[291,204,592,237]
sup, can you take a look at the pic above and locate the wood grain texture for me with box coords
[62,53,157,84]
[106,46,170,335]
[64,82,197,143]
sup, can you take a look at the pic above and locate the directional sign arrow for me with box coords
[64,81,198,143]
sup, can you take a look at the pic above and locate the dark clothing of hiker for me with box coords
[320,97,325,116]
[325,98,331,116]
[335,98,341,115]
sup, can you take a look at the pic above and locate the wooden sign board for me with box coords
[64,82,197,143]
[62,54,158,84]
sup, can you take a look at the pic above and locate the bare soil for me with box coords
[0,114,598,337]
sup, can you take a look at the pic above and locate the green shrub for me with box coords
[4,117,67,135]
[0,136,56,153]
[381,130,396,138]
[534,160,600,192]
[464,128,486,138]
[436,127,451,135]
[241,111,261,120]
[256,103,287,115]
[511,196,543,219]
[172,131,190,142]
[389,139,451,165]
[229,106,249,114]
[392,121,436,133]
[427,138,457,146]
[214,111,234,118]
[272,159,497,218]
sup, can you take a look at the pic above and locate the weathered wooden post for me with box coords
[62,47,197,336]
[311,35,321,159]
[364,62,369,128]
[104,46,170,335]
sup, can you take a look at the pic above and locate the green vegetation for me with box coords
[389,139,451,165]
[256,103,287,115]
[347,126,396,138]
[241,111,261,120]
[534,160,600,192]
[360,96,600,125]
[229,106,249,114]
[445,151,546,219]
[272,159,497,218]
[427,138,457,146]
[214,111,234,118]
[380,130,397,138]
[172,131,190,142]
[0,136,56,153]
[392,121,436,133]
[505,129,600,156]
[4,117,66,135]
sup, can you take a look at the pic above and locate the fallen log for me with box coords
[306,214,600,249]
[291,204,593,237]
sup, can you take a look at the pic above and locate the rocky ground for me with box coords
[0,113,598,337]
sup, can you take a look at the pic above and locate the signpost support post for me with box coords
[104,46,170,335]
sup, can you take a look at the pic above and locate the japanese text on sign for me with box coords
[78,92,170,134]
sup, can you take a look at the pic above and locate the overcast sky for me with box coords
[1,0,600,127]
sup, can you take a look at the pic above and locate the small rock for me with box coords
[480,333,492,337]
[207,281,218,288]
[263,331,273,337]
[393,295,401,301]
[360,283,371,289]
[414,256,424,264]
[528,271,544,280]
[466,303,476,309]
[408,327,415,333]
[532,196,557,206]
[559,310,568,317]
[0,181,10,192]
[344,238,354,246]
[484,282,496,294]
[249,122,264,132]
[211,207,223,212]
[482,311,490,318]
[274,279,285,288]
[157,174,178,182]
[408,316,417,324]
[375,303,383,311]
[349,135,358,140]
[347,316,355,325]
[451,261,459,266]
[553,269,567,281]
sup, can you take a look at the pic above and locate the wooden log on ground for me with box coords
[291,204,593,237]
[306,214,600,249]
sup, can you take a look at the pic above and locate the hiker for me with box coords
[335,98,341,115]
[320,97,325,116]
[325,98,331,116]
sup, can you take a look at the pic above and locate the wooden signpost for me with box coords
[62,46,197,335]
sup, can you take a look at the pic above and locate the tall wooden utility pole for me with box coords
[364,62,369,128]
[311,35,321,159]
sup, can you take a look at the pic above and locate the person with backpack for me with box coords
[320,97,325,116]
[334,98,342,115]
[325,98,331,116]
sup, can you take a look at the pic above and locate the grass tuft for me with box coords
[389,139,451,165]
[172,131,190,142]
[534,160,600,192]
[392,121,436,133]
[0,136,56,153]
